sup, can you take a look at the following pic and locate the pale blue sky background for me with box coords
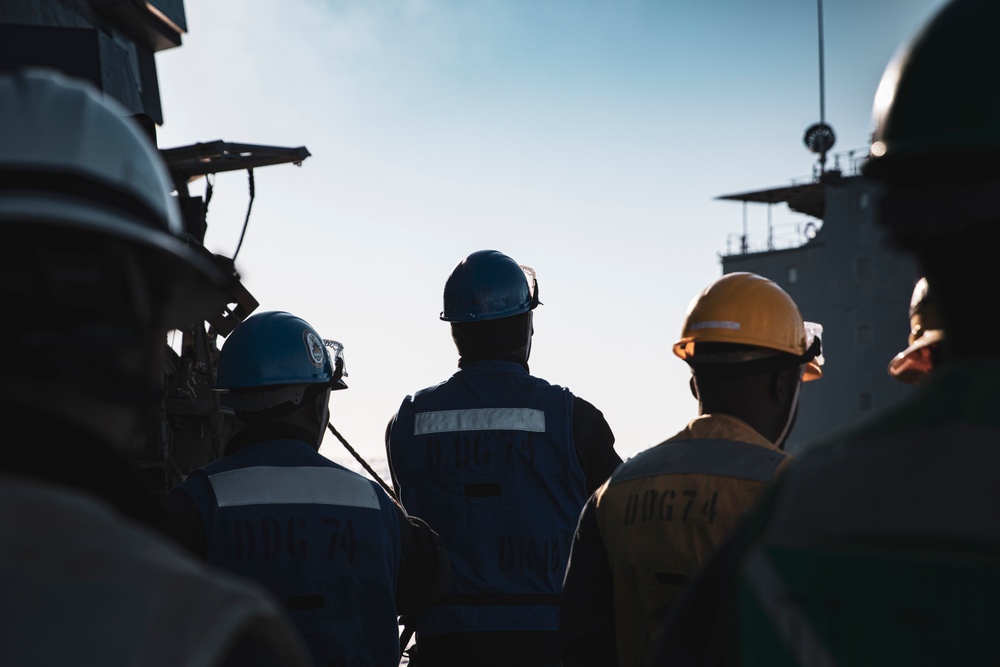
[156,0,949,479]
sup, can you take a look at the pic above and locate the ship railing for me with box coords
[724,219,821,257]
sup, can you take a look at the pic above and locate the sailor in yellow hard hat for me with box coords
[647,3,1000,664]
[560,271,822,667]
[887,277,945,385]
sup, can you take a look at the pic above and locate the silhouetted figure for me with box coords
[165,311,450,667]
[386,249,621,667]
[0,69,312,667]
[560,272,822,667]
[648,3,1000,664]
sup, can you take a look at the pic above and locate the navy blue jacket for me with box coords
[387,359,618,664]
[169,432,448,667]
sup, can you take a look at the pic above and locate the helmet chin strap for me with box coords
[774,368,805,450]
[317,389,332,446]
[523,312,534,363]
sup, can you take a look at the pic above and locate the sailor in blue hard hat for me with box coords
[164,310,450,667]
[386,249,622,667]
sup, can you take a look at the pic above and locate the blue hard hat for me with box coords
[441,249,541,322]
[216,311,347,391]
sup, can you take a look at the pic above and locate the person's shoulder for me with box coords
[611,428,785,482]
[2,480,313,665]
[407,376,452,401]
[8,477,227,581]
[569,392,595,408]
[190,452,239,474]
[522,370,577,396]
[172,462,215,494]
[112,511,315,665]
[612,437,671,471]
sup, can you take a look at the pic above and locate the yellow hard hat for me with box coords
[673,272,822,381]
[888,277,945,384]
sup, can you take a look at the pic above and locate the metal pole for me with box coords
[768,203,773,251]
[818,0,826,124]
[742,201,749,254]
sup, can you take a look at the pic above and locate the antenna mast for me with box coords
[818,0,826,125]
[803,0,836,176]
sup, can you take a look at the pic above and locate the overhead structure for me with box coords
[803,0,836,175]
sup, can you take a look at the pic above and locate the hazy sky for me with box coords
[155,0,950,479]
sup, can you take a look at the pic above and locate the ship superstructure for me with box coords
[716,150,920,454]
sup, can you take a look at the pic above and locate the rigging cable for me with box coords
[326,421,398,504]
[231,167,255,262]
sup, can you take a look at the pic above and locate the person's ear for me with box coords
[769,368,797,403]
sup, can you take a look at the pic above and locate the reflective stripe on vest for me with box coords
[208,466,381,509]
[414,407,546,434]
[390,361,581,635]
[612,439,783,485]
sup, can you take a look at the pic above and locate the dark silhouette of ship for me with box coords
[715,149,919,454]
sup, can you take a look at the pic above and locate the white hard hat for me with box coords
[0,68,233,327]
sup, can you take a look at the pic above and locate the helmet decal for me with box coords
[304,330,326,369]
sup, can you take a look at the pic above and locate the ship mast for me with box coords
[803,0,836,177]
